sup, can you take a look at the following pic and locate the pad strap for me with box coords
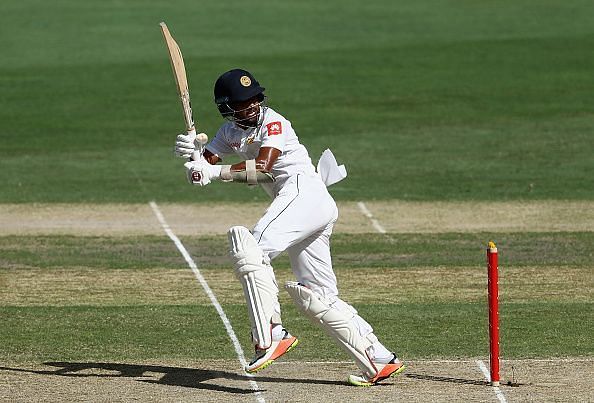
[220,165,233,182]
[216,162,275,184]
[245,159,257,185]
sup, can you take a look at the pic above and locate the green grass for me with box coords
[3,232,592,270]
[1,1,593,202]
[0,305,230,362]
[1,233,592,363]
[0,235,183,270]
[1,0,592,371]
[1,302,591,363]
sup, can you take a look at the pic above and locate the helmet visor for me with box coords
[218,96,267,128]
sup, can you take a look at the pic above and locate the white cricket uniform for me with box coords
[206,107,339,297]
[206,107,375,343]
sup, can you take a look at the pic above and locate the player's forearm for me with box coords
[220,160,274,184]
[202,151,264,171]
[230,161,247,172]
[195,148,277,184]
[230,160,269,172]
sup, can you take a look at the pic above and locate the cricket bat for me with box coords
[159,22,205,160]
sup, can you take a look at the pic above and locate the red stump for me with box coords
[487,241,500,386]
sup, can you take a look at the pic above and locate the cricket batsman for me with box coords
[173,68,405,386]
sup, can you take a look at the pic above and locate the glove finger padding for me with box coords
[174,133,197,158]
[175,140,195,149]
[177,132,197,143]
[175,141,195,153]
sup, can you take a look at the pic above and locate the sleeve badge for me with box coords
[266,121,282,136]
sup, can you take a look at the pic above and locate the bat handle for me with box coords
[192,144,204,161]
[187,126,205,161]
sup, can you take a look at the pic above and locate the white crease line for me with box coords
[149,201,264,403]
[357,201,386,233]
[476,360,507,403]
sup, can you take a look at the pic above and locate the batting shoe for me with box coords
[348,353,405,387]
[244,330,299,373]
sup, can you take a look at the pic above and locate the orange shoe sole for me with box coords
[246,337,299,374]
[372,362,406,383]
[270,336,299,360]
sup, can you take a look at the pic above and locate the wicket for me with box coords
[487,241,500,386]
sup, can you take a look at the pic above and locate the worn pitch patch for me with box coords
[0,359,592,402]
[0,201,592,236]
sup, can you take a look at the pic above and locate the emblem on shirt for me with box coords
[247,135,255,144]
[240,76,251,87]
[266,121,282,136]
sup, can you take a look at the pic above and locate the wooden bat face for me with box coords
[159,22,194,133]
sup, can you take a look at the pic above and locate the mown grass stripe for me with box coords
[2,232,593,270]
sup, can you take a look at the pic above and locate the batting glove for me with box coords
[184,160,222,186]
[174,131,207,159]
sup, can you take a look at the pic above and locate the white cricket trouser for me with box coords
[252,173,375,338]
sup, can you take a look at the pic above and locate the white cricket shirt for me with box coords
[206,107,317,196]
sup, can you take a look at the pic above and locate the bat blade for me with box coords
[159,22,195,134]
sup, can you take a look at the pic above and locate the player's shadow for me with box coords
[405,372,489,386]
[0,361,345,394]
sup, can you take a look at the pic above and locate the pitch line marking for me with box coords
[476,360,507,403]
[149,201,265,403]
[357,202,387,233]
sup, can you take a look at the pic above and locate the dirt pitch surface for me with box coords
[1,359,592,402]
[2,201,593,402]
[1,200,593,236]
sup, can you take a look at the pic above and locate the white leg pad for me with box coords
[285,281,378,378]
[229,226,280,349]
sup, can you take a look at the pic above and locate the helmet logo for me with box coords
[240,75,252,87]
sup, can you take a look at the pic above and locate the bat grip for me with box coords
[191,145,204,161]
[185,127,201,161]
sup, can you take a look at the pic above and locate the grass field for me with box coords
[1,0,593,202]
[1,0,593,401]
[1,205,593,401]
[1,231,593,362]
